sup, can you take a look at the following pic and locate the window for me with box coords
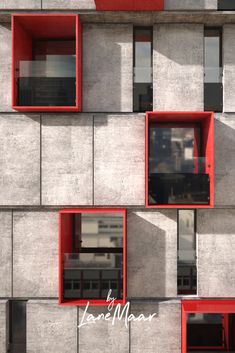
[218,0,235,10]
[146,112,214,208]
[133,27,153,112]
[204,27,223,112]
[12,14,82,112]
[7,300,27,353]
[182,300,235,353]
[59,209,126,306]
[177,210,197,295]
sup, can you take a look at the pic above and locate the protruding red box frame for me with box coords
[94,0,164,11]
[58,208,127,306]
[182,299,235,353]
[145,111,214,209]
[12,14,82,112]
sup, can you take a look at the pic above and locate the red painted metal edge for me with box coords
[59,208,127,306]
[94,0,164,11]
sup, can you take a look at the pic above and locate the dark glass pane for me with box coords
[204,27,223,112]
[134,27,152,112]
[218,0,235,10]
[9,301,26,353]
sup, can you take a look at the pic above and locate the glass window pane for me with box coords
[178,210,196,262]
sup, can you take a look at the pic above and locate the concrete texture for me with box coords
[27,300,77,353]
[214,114,235,206]
[94,115,145,205]
[0,0,40,9]
[0,212,11,297]
[0,23,12,112]
[165,0,217,10]
[127,210,177,298]
[224,25,235,112]
[83,24,133,112]
[153,24,204,111]
[130,301,181,353]
[41,114,93,206]
[198,209,235,297]
[0,114,40,205]
[0,301,7,353]
[79,306,129,353]
[42,0,95,9]
[13,212,58,297]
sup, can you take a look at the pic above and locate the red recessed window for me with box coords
[146,112,214,208]
[182,300,235,353]
[94,0,164,11]
[59,209,126,306]
[12,14,82,112]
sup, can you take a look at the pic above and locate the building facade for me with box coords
[0,0,235,352]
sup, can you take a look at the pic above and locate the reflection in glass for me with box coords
[8,301,26,353]
[177,210,197,295]
[133,27,153,112]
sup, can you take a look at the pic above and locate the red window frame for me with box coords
[146,111,214,209]
[58,208,127,306]
[94,0,164,11]
[182,300,235,353]
[12,14,82,112]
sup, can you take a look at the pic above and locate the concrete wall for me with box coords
[198,209,235,297]
[130,301,181,353]
[127,210,177,298]
[0,301,7,353]
[153,24,204,111]
[27,300,77,353]
[224,25,235,113]
[0,0,40,10]
[13,211,58,297]
[0,212,12,297]
[165,0,217,10]
[42,0,95,9]
[94,114,145,205]
[83,24,133,112]
[0,23,12,112]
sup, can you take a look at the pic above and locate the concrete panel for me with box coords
[13,212,58,297]
[127,210,177,298]
[27,300,77,353]
[79,306,129,353]
[42,0,95,9]
[94,115,145,205]
[0,211,11,297]
[0,0,40,9]
[83,24,133,112]
[0,23,13,112]
[0,114,40,205]
[198,209,235,297]
[130,301,181,353]
[153,24,203,111]
[0,301,7,353]
[165,0,217,10]
[224,25,235,112]
[214,114,235,206]
[42,114,93,206]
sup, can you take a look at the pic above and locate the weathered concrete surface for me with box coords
[214,114,235,206]
[42,114,93,206]
[79,306,129,353]
[0,0,40,9]
[13,212,58,297]
[127,210,177,298]
[153,24,203,111]
[165,0,217,10]
[0,114,40,205]
[198,209,235,297]
[130,301,181,353]
[94,115,145,205]
[0,23,12,112]
[27,300,77,353]
[83,24,133,112]
[224,25,235,112]
[42,0,95,9]
[0,211,11,297]
[0,301,7,353]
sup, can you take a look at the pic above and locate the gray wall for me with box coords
[0,212,11,297]
[165,0,217,10]
[0,301,7,353]
[224,25,235,113]
[153,24,204,111]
